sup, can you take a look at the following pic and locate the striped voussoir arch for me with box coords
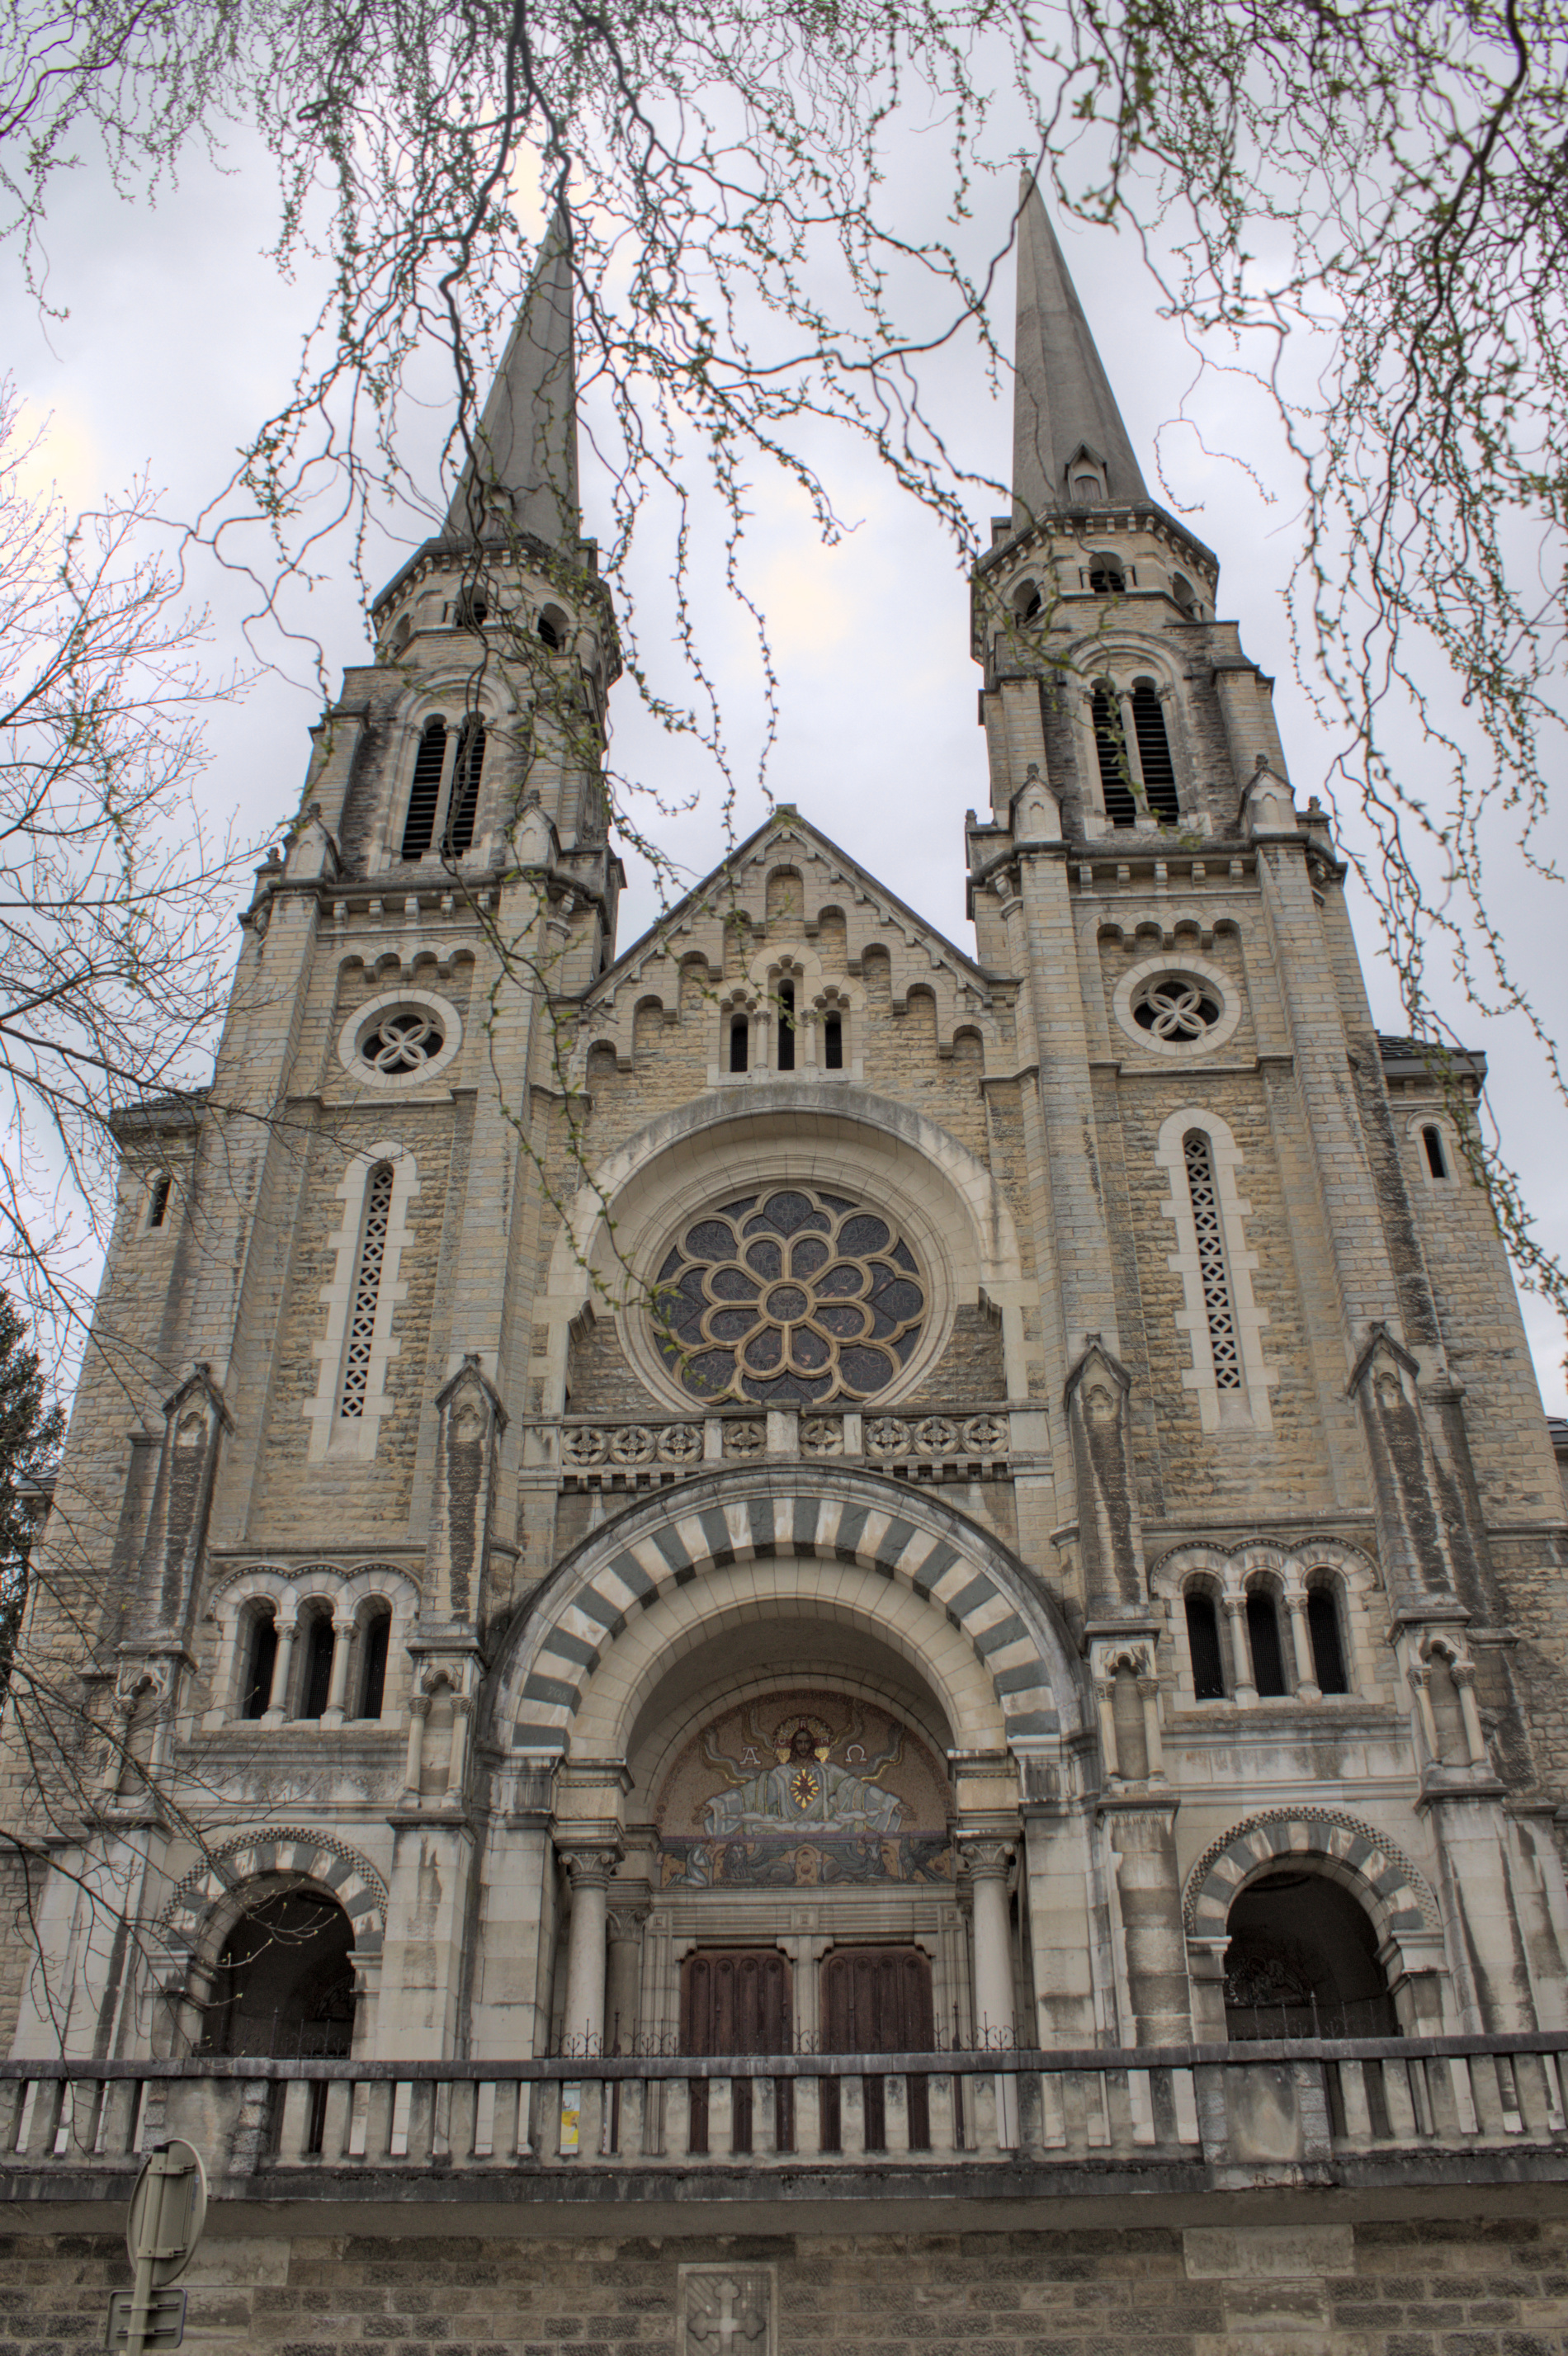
[1184,1810,1438,1941]
[158,1830,387,1969]
[507,1471,1076,1753]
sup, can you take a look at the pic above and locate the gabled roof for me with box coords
[579,807,993,1006]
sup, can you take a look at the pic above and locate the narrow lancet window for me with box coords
[730,1017,749,1074]
[242,1611,277,1720]
[1422,1126,1449,1179]
[824,1013,843,1069]
[339,1162,394,1421]
[147,1174,172,1230]
[1131,680,1179,824]
[1183,1129,1242,1392]
[401,720,446,858]
[1092,687,1136,826]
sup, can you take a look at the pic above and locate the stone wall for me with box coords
[2,2206,1565,2356]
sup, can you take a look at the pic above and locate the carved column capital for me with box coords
[956,1835,1015,1882]
[560,1845,621,1891]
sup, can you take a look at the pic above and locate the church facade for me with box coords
[2,188,1567,2356]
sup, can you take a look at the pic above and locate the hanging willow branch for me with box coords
[1,0,1562,1355]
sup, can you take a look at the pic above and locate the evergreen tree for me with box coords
[0,1293,62,1688]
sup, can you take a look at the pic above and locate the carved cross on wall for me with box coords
[684,2270,770,2354]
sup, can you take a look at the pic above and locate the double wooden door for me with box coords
[679,1945,934,2154]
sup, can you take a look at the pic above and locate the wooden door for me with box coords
[679,1949,793,2153]
[819,1946,934,2151]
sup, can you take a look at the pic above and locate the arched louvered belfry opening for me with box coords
[1130,678,1179,824]
[443,717,485,856]
[401,719,446,857]
[1092,687,1136,826]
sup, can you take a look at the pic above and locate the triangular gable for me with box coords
[580,806,992,1011]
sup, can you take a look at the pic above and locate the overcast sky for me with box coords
[6,127,1564,1411]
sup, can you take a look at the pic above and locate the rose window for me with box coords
[1132,975,1221,1044]
[653,1186,926,1405]
[361,1009,446,1076]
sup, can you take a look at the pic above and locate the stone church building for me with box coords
[2,186,1567,2355]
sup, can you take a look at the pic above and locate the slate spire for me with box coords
[446,210,579,550]
[1012,177,1150,531]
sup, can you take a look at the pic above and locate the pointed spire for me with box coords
[1012,178,1150,531]
[446,210,579,550]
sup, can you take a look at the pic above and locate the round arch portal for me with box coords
[487,1463,1088,1761]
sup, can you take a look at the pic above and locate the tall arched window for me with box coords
[357,1608,391,1720]
[1306,1585,1349,1694]
[241,1608,278,1721]
[1130,679,1179,824]
[400,719,446,858]
[1184,1589,1227,1700]
[400,714,486,860]
[339,1163,394,1422]
[297,1609,336,1721]
[1092,688,1136,826]
[777,980,796,1072]
[729,1017,749,1074]
[1422,1125,1450,1179]
[1183,1130,1242,1394]
[1245,1588,1288,1697]
[824,1013,843,1069]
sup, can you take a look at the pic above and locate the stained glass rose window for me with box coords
[653,1186,926,1405]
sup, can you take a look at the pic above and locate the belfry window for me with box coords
[1422,1125,1449,1179]
[401,720,446,858]
[1092,688,1136,827]
[145,1173,172,1230]
[339,1162,394,1422]
[1089,555,1126,594]
[1131,679,1179,824]
[400,715,486,859]
[1183,1129,1241,1393]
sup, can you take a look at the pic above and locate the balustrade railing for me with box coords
[2,2032,1564,2184]
[548,1410,1014,1490]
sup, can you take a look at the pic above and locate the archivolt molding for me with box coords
[489,1461,1086,1758]
[1183,1808,1439,1938]
[205,1556,418,1607]
[1150,1537,1379,1600]
[158,1829,388,1963]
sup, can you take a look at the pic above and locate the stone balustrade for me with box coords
[5,2032,1566,2195]
[545,1409,1018,1492]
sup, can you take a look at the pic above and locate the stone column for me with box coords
[321,1616,355,1726]
[400,1690,431,1803]
[605,1900,651,2054]
[962,1840,1018,2041]
[1222,1596,1255,1704]
[1453,1664,1490,1768]
[961,1838,1018,2147]
[560,1848,619,2053]
[262,1619,296,1726]
[1283,1595,1319,1699]
[1138,1676,1166,1781]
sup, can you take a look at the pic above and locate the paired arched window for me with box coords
[400,715,487,860]
[241,1606,278,1721]
[1183,1588,1227,1700]
[1090,680,1178,825]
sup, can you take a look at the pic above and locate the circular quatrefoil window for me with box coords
[1112,955,1240,1059]
[338,989,462,1088]
[653,1185,927,1405]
